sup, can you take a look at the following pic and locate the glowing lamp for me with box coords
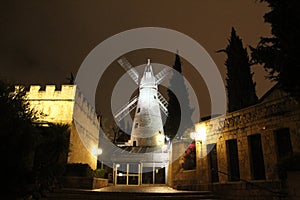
[92,146,103,156]
[194,124,207,142]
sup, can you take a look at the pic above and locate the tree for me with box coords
[251,0,300,102]
[0,80,70,199]
[164,53,194,139]
[218,27,258,112]
[66,72,75,84]
[0,81,36,197]
[33,124,70,196]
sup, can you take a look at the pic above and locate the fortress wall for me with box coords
[24,85,100,169]
[26,85,76,124]
[68,121,99,170]
[70,88,100,169]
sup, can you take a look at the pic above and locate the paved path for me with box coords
[47,186,219,199]
[95,185,197,193]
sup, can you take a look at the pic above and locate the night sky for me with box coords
[0,0,275,118]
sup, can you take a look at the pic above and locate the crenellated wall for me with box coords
[24,85,100,169]
[26,85,76,124]
[71,87,100,169]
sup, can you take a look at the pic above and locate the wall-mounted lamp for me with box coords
[190,123,206,143]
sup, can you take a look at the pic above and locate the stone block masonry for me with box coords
[169,85,300,199]
[23,85,100,170]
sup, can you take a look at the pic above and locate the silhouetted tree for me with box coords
[66,72,75,84]
[33,124,70,195]
[218,27,258,112]
[99,114,120,143]
[0,80,69,199]
[251,0,300,102]
[164,53,194,139]
[0,81,36,197]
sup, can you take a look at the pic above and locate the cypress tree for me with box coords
[218,27,258,112]
[251,0,300,102]
[164,53,194,139]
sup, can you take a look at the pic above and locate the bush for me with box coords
[94,168,106,178]
[64,163,94,178]
[64,163,107,178]
[0,81,70,199]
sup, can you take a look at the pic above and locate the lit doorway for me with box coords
[141,163,166,185]
[113,162,167,185]
[114,163,140,185]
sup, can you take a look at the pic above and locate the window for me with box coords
[248,134,266,180]
[275,128,293,159]
[154,96,156,99]
[207,143,219,182]
[181,141,196,170]
[134,123,138,128]
[137,108,140,113]
[226,139,240,181]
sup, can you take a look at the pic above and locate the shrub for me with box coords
[94,168,106,178]
[64,163,94,178]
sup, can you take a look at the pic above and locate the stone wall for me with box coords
[169,87,300,199]
[26,85,75,124]
[286,171,300,200]
[67,121,98,170]
[169,140,198,189]
[71,87,100,169]
[61,176,108,189]
[25,85,100,170]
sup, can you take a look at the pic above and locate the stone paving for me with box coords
[47,185,219,199]
[94,185,204,193]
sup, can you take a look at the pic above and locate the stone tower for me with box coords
[114,58,169,147]
[130,60,165,147]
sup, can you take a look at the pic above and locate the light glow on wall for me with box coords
[194,123,207,142]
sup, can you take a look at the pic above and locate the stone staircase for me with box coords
[46,187,219,200]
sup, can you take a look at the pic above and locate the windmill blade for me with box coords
[117,57,139,85]
[155,68,170,84]
[114,96,138,122]
[157,91,168,116]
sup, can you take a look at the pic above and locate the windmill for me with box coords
[114,57,169,147]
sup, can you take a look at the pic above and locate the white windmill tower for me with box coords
[114,57,169,147]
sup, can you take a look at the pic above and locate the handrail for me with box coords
[212,168,287,199]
